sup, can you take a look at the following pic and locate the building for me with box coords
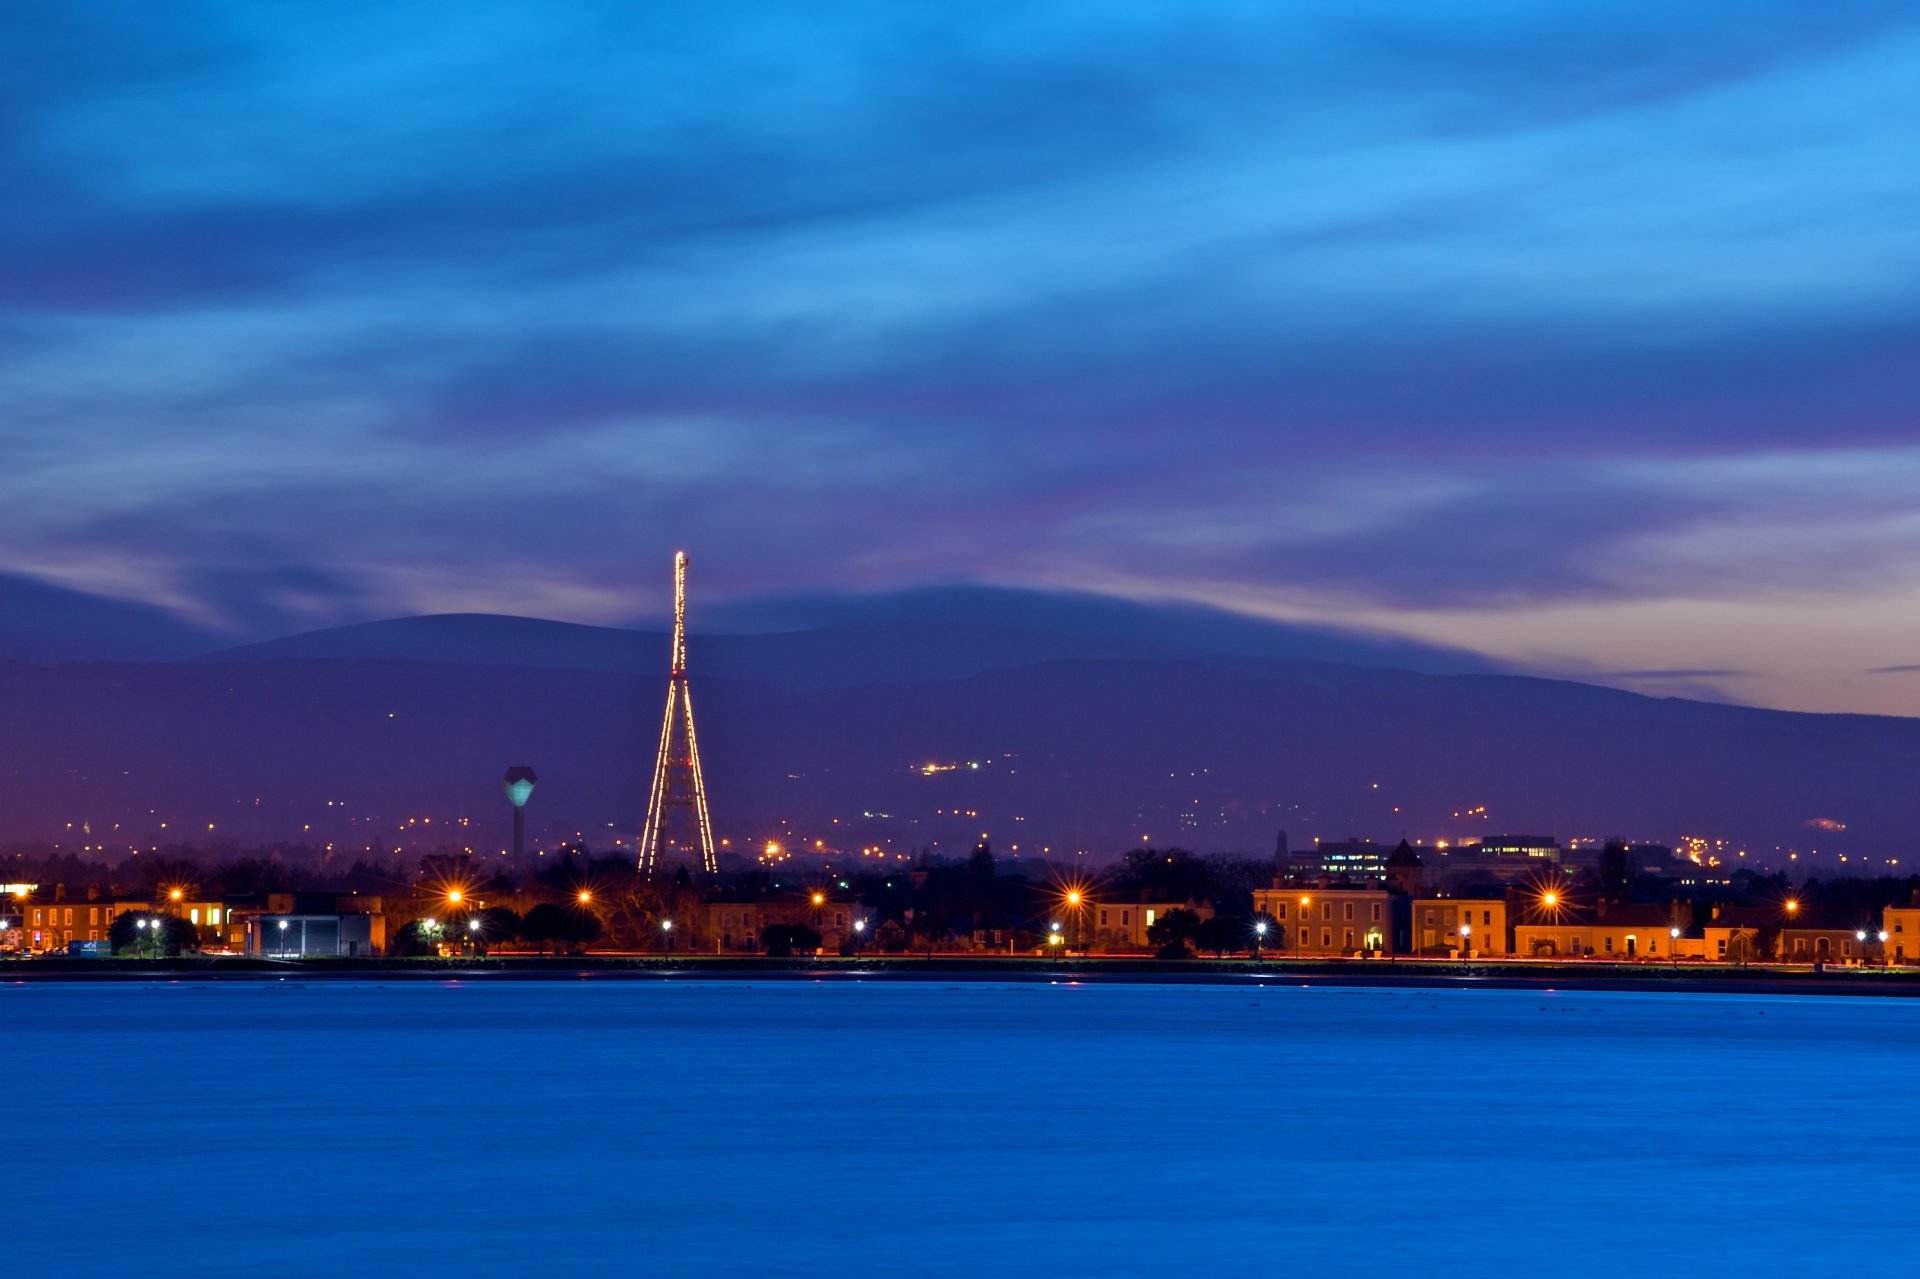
[1700,905,1776,963]
[20,896,147,952]
[1515,902,1681,959]
[236,893,386,957]
[248,913,384,957]
[1884,894,1920,964]
[703,896,861,953]
[1410,895,1510,957]
[1279,838,1392,885]
[1777,909,1877,965]
[1089,899,1215,951]
[1252,885,1399,956]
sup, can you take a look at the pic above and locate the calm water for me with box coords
[9,979,1917,1276]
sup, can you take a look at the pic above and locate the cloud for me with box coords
[1,1,1918,713]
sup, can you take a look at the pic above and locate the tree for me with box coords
[761,923,822,957]
[109,911,197,957]
[521,902,604,956]
[1193,915,1248,958]
[1146,908,1201,950]
[470,906,522,956]
[389,920,436,957]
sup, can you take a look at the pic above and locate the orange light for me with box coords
[1299,895,1312,907]
[1066,890,1082,906]
[811,892,825,906]
[577,890,593,904]
[1541,891,1558,908]
[1785,899,1800,914]
[447,889,463,905]
[168,888,183,901]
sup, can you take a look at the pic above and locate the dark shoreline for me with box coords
[7,954,1920,998]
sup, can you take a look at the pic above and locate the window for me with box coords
[1298,927,1308,944]
[1123,911,1132,926]
[1343,903,1354,921]
[1099,910,1108,926]
[1604,936,1614,953]
[1343,930,1355,948]
[1482,911,1492,926]
[1321,929,1331,948]
[1424,910,1435,925]
[1277,904,1288,921]
[1371,904,1381,922]
[63,908,73,925]
[1320,904,1331,921]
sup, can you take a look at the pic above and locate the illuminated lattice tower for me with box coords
[638,550,719,875]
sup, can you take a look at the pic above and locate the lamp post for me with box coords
[1253,919,1268,961]
[276,917,291,958]
[468,917,481,957]
[1458,922,1471,959]
[660,917,673,957]
[1670,926,1681,968]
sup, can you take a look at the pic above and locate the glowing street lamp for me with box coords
[660,917,674,956]
[1253,918,1268,960]
[1458,922,1471,957]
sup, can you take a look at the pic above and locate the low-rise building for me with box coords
[1411,895,1510,957]
[1777,909,1876,965]
[1515,902,1682,959]
[236,892,386,957]
[21,895,148,952]
[1884,895,1920,965]
[703,897,861,953]
[1090,899,1215,951]
[1252,885,1399,956]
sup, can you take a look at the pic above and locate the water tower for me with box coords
[502,766,537,858]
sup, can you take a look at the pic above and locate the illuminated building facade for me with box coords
[1090,899,1215,951]
[1412,896,1510,956]
[638,551,718,875]
[1885,896,1920,964]
[1251,885,1400,955]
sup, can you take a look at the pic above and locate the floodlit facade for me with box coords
[1090,899,1216,950]
[1411,896,1510,957]
[1884,898,1920,964]
[1515,903,1681,959]
[1252,886,1396,955]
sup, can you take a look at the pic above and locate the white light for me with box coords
[278,920,288,930]
[661,919,673,931]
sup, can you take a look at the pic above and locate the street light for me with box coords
[1253,919,1268,960]
[1670,926,1681,968]
[660,918,673,956]
[1458,922,1471,958]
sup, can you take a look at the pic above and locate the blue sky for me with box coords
[3,2,1919,711]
